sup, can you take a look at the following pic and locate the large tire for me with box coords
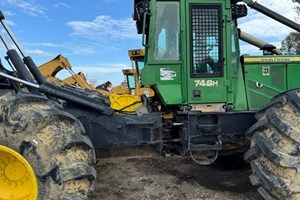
[0,93,96,199]
[244,89,300,200]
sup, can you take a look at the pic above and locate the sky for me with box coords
[238,0,298,54]
[0,0,298,86]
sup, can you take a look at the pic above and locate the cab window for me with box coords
[190,4,223,77]
[153,2,180,61]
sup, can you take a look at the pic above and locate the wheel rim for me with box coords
[0,145,38,200]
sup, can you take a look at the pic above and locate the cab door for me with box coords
[185,1,228,105]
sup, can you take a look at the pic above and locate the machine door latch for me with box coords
[193,90,201,99]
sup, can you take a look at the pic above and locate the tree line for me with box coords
[280,0,300,54]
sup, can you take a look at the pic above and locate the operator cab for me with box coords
[134,0,247,111]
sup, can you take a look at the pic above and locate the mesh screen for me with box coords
[190,5,222,77]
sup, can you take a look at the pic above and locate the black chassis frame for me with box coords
[67,104,256,156]
[179,111,256,155]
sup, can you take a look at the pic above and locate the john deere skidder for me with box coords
[130,0,300,199]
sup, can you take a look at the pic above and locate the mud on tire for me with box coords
[244,89,300,200]
[0,93,96,200]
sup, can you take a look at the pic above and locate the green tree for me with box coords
[292,0,300,14]
[280,0,300,55]
[281,32,300,54]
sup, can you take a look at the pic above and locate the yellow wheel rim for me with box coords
[0,145,38,200]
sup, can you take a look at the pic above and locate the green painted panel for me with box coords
[244,63,286,110]
[271,67,285,90]
[247,80,281,110]
[156,84,183,105]
[287,64,300,90]
[187,78,227,103]
[141,64,183,105]
[232,74,248,111]
[141,66,158,85]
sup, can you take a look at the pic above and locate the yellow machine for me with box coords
[39,54,94,89]
[38,54,143,113]
[126,49,155,97]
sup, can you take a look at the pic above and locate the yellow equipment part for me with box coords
[110,85,130,95]
[0,145,38,200]
[63,71,94,89]
[109,93,142,113]
[126,49,155,98]
[39,55,94,89]
[38,54,71,77]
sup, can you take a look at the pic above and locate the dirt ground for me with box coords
[91,156,263,200]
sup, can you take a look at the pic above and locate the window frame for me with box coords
[153,1,180,61]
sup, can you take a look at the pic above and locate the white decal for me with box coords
[160,68,176,80]
[195,80,219,87]
[262,66,270,76]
